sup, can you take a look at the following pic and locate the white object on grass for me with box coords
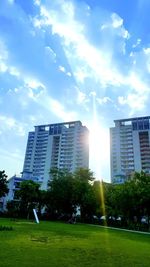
[33,209,39,224]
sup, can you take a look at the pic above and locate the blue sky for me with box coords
[0,0,150,181]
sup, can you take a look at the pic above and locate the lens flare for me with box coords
[100,181,107,226]
[90,93,111,255]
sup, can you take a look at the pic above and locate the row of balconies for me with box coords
[37,131,49,135]
[140,153,150,157]
[34,157,46,161]
[24,161,31,165]
[61,135,74,139]
[26,149,32,152]
[120,137,132,140]
[33,163,45,167]
[23,165,30,170]
[141,162,150,166]
[36,135,48,139]
[35,152,46,156]
[140,148,150,152]
[27,142,34,147]
[36,144,47,147]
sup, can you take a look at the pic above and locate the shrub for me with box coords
[0,225,13,231]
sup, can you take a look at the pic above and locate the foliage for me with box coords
[0,225,13,231]
[3,168,150,230]
[47,168,75,219]
[103,171,150,230]
[46,168,97,221]
[16,180,40,219]
[6,200,20,218]
[38,190,47,216]
[0,170,9,198]
[73,168,96,221]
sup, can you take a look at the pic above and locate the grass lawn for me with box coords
[0,218,150,267]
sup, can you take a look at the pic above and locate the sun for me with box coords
[89,121,110,181]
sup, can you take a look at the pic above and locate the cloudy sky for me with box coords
[0,0,150,181]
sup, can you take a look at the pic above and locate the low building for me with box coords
[1,171,38,211]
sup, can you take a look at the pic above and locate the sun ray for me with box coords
[89,93,112,256]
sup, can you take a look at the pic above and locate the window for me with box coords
[132,121,137,130]
[138,121,143,130]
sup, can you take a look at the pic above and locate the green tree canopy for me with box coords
[73,168,96,221]
[104,171,150,225]
[46,168,97,221]
[16,180,40,219]
[0,170,9,198]
[47,168,75,218]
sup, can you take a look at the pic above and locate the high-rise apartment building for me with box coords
[110,116,150,183]
[23,121,89,190]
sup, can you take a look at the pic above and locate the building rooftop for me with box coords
[114,116,150,123]
[34,120,83,128]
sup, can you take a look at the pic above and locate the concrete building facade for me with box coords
[23,121,89,190]
[0,172,38,211]
[110,116,150,183]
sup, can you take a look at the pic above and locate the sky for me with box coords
[0,0,150,182]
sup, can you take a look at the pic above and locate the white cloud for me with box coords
[143,47,150,55]
[111,13,130,39]
[0,148,24,178]
[7,0,14,4]
[44,97,77,121]
[101,13,130,39]
[45,46,56,62]
[58,65,71,77]
[74,68,89,83]
[58,65,66,73]
[111,13,123,28]
[34,0,41,6]
[0,115,27,136]
[0,41,8,59]
[22,78,78,121]
[76,87,89,106]
[32,2,132,89]
[77,91,86,104]
[25,78,45,89]
[0,40,21,78]
[97,96,112,105]
[118,93,147,115]
[0,40,9,73]
[127,72,149,93]
[66,71,71,77]
[132,38,141,48]
[9,66,20,77]
[0,62,8,72]
[117,69,150,114]
[89,91,97,97]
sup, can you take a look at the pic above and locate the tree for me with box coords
[6,200,20,218]
[93,181,111,218]
[47,168,75,219]
[73,168,96,221]
[0,170,9,198]
[104,183,122,217]
[131,172,150,223]
[103,171,150,229]
[114,172,150,223]
[16,180,40,219]
[38,190,47,217]
[46,168,97,222]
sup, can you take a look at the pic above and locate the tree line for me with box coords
[0,169,150,231]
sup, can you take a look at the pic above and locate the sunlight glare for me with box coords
[89,116,110,181]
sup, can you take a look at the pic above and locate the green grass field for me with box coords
[0,218,150,267]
